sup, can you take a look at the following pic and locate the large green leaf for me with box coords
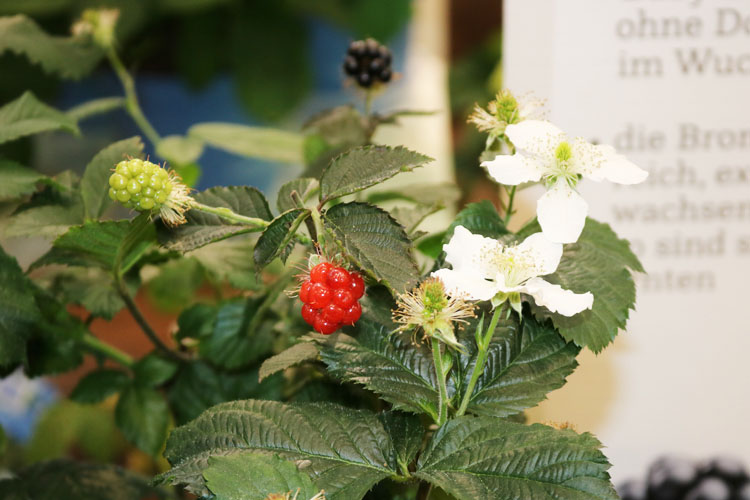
[0,459,161,500]
[0,15,103,79]
[519,218,643,353]
[320,145,433,203]
[0,246,40,369]
[253,208,309,269]
[80,137,144,219]
[115,384,169,456]
[189,239,259,290]
[0,159,46,200]
[71,369,130,404]
[30,219,155,273]
[258,341,319,381]
[159,400,399,499]
[378,412,424,474]
[447,200,507,240]
[203,454,321,500]
[158,186,272,252]
[46,267,125,319]
[323,202,418,294]
[0,91,79,144]
[456,314,579,418]
[315,321,442,420]
[66,96,125,122]
[156,135,204,165]
[189,123,304,163]
[4,202,85,238]
[416,418,617,500]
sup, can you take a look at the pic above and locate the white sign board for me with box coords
[504,0,750,481]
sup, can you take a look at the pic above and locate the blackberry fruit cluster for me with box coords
[108,159,172,212]
[299,262,365,335]
[343,38,392,88]
[618,455,750,500]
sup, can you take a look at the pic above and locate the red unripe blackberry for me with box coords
[310,262,333,283]
[349,273,365,299]
[314,316,339,335]
[327,267,351,289]
[301,304,317,325]
[342,302,362,325]
[308,283,332,309]
[332,288,355,309]
[299,281,313,303]
[320,304,345,324]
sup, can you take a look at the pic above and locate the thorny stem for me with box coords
[455,306,504,416]
[432,338,450,426]
[81,333,134,367]
[114,277,188,363]
[106,48,161,148]
[189,200,269,228]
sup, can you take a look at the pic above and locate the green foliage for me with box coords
[448,200,508,239]
[316,321,443,419]
[0,91,79,144]
[158,186,272,252]
[203,454,321,500]
[0,159,46,200]
[0,459,160,500]
[302,105,369,177]
[416,418,618,500]
[320,145,433,202]
[519,218,644,352]
[80,137,144,219]
[259,341,319,381]
[188,239,259,290]
[66,96,125,122]
[455,313,579,418]
[71,369,130,404]
[276,177,318,213]
[159,400,401,499]
[156,134,204,165]
[379,412,424,474]
[189,122,305,163]
[48,267,125,319]
[146,257,204,311]
[0,15,103,79]
[0,246,39,369]
[323,202,419,294]
[254,208,309,269]
[115,383,169,456]
[133,353,178,386]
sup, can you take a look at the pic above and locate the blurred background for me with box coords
[2,0,749,499]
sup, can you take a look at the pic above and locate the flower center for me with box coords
[487,246,538,288]
[546,141,580,188]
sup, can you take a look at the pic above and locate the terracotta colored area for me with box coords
[53,290,179,394]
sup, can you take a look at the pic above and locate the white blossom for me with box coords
[482,120,648,243]
[432,226,593,316]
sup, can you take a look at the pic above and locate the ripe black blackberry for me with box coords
[343,38,393,88]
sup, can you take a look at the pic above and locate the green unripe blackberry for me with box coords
[107,159,175,212]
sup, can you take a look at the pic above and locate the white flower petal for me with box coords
[588,144,649,184]
[517,232,563,276]
[482,153,544,186]
[522,277,593,316]
[505,120,565,157]
[442,225,501,277]
[537,182,588,244]
[432,269,498,302]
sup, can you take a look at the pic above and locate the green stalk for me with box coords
[106,48,161,147]
[431,338,449,426]
[455,306,504,416]
[504,185,517,226]
[81,333,134,367]
[189,200,270,228]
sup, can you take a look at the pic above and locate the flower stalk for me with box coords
[431,338,450,426]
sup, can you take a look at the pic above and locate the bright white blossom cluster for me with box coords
[433,93,646,316]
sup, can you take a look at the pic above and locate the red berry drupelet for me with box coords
[299,262,365,334]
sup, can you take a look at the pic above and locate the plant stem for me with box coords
[504,185,517,226]
[364,90,373,117]
[431,338,449,426]
[455,306,504,417]
[189,200,270,228]
[246,265,298,336]
[114,278,187,362]
[309,207,327,249]
[106,48,161,147]
[81,333,134,367]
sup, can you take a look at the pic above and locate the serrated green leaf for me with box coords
[0,459,162,500]
[114,213,156,275]
[447,200,507,240]
[115,384,169,456]
[301,105,369,177]
[416,418,617,500]
[81,137,144,219]
[519,219,643,353]
[378,412,424,474]
[258,341,319,381]
[189,122,304,163]
[0,91,79,144]
[276,177,318,213]
[0,159,46,200]
[0,15,103,79]
[456,313,579,418]
[315,321,442,419]
[320,146,433,202]
[159,400,399,499]
[156,135,205,165]
[43,266,125,319]
[0,246,40,368]
[167,362,283,425]
[199,299,274,370]
[203,453,320,500]
[158,186,272,252]
[71,369,130,404]
[254,208,309,269]
[66,96,125,122]
[323,202,418,294]
[5,202,85,238]
[133,354,178,387]
[30,219,155,273]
